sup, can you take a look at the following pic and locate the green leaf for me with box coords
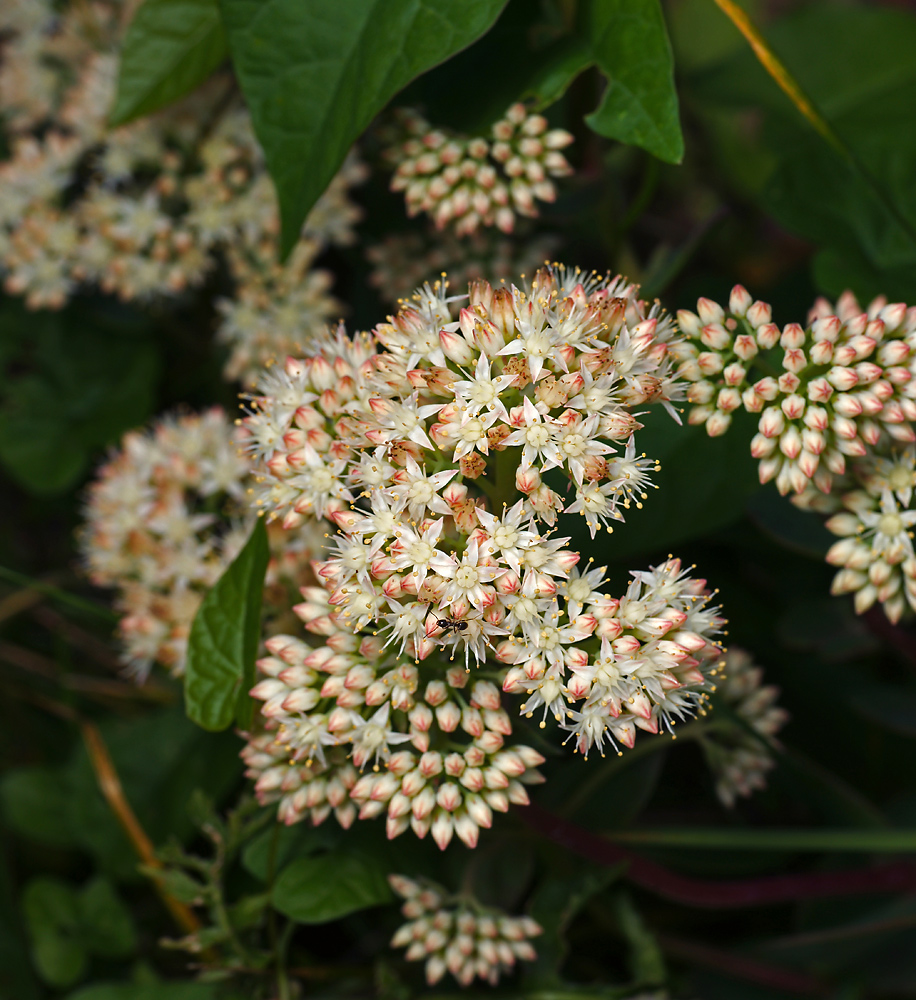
[582,0,683,163]
[690,3,916,301]
[0,766,77,849]
[228,892,270,930]
[523,864,621,987]
[526,38,593,108]
[79,878,137,958]
[110,0,228,126]
[139,866,206,905]
[22,878,87,989]
[241,822,332,882]
[219,0,508,256]
[184,518,269,731]
[746,488,833,561]
[271,851,392,924]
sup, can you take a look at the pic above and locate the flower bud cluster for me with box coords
[673,287,916,495]
[0,5,365,381]
[386,104,573,236]
[241,737,359,829]
[700,649,788,807]
[80,408,322,677]
[790,443,916,623]
[240,267,724,846]
[247,589,546,849]
[366,226,558,306]
[388,875,541,986]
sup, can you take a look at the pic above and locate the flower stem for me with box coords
[521,801,916,908]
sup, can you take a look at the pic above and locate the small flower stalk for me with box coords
[385,104,574,236]
[240,266,727,848]
[388,875,542,986]
[700,649,788,807]
[795,442,916,622]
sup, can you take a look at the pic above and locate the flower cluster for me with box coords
[239,267,725,846]
[246,579,546,849]
[0,3,365,380]
[386,104,573,236]
[80,408,322,678]
[700,648,788,807]
[366,226,558,306]
[673,287,916,495]
[388,875,541,986]
[789,442,916,622]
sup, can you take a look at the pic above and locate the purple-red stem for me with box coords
[522,803,916,908]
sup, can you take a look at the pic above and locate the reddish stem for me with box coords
[521,803,916,909]
[657,933,829,996]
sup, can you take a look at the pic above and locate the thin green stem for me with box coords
[0,566,118,622]
[276,921,295,1000]
[606,827,916,853]
[712,0,916,249]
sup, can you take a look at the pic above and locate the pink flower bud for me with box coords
[753,376,779,400]
[435,701,460,732]
[431,812,454,850]
[756,323,780,349]
[697,297,725,325]
[779,425,802,459]
[758,406,785,438]
[782,348,806,373]
[729,285,753,316]
[706,411,732,437]
[412,786,436,820]
[436,782,462,812]
[746,300,773,327]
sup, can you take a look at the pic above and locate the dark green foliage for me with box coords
[271,851,393,924]
[110,0,228,126]
[184,519,269,731]
[218,0,508,255]
[0,301,160,495]
[582,0,683,163]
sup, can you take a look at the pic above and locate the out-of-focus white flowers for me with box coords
[366,226,558,306]
[386,104,573,236]
[388,874,541,986]
[79,408,323,678]
[0,3,366,381]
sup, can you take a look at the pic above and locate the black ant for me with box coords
[420,604,476,639]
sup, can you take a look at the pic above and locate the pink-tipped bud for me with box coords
[758,406,785,438]
[746,300,773,327]
[697,297,725,325]
[756,323,780,349]
[729,285,753,316]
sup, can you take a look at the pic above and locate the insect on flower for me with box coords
[422,604,476,639]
